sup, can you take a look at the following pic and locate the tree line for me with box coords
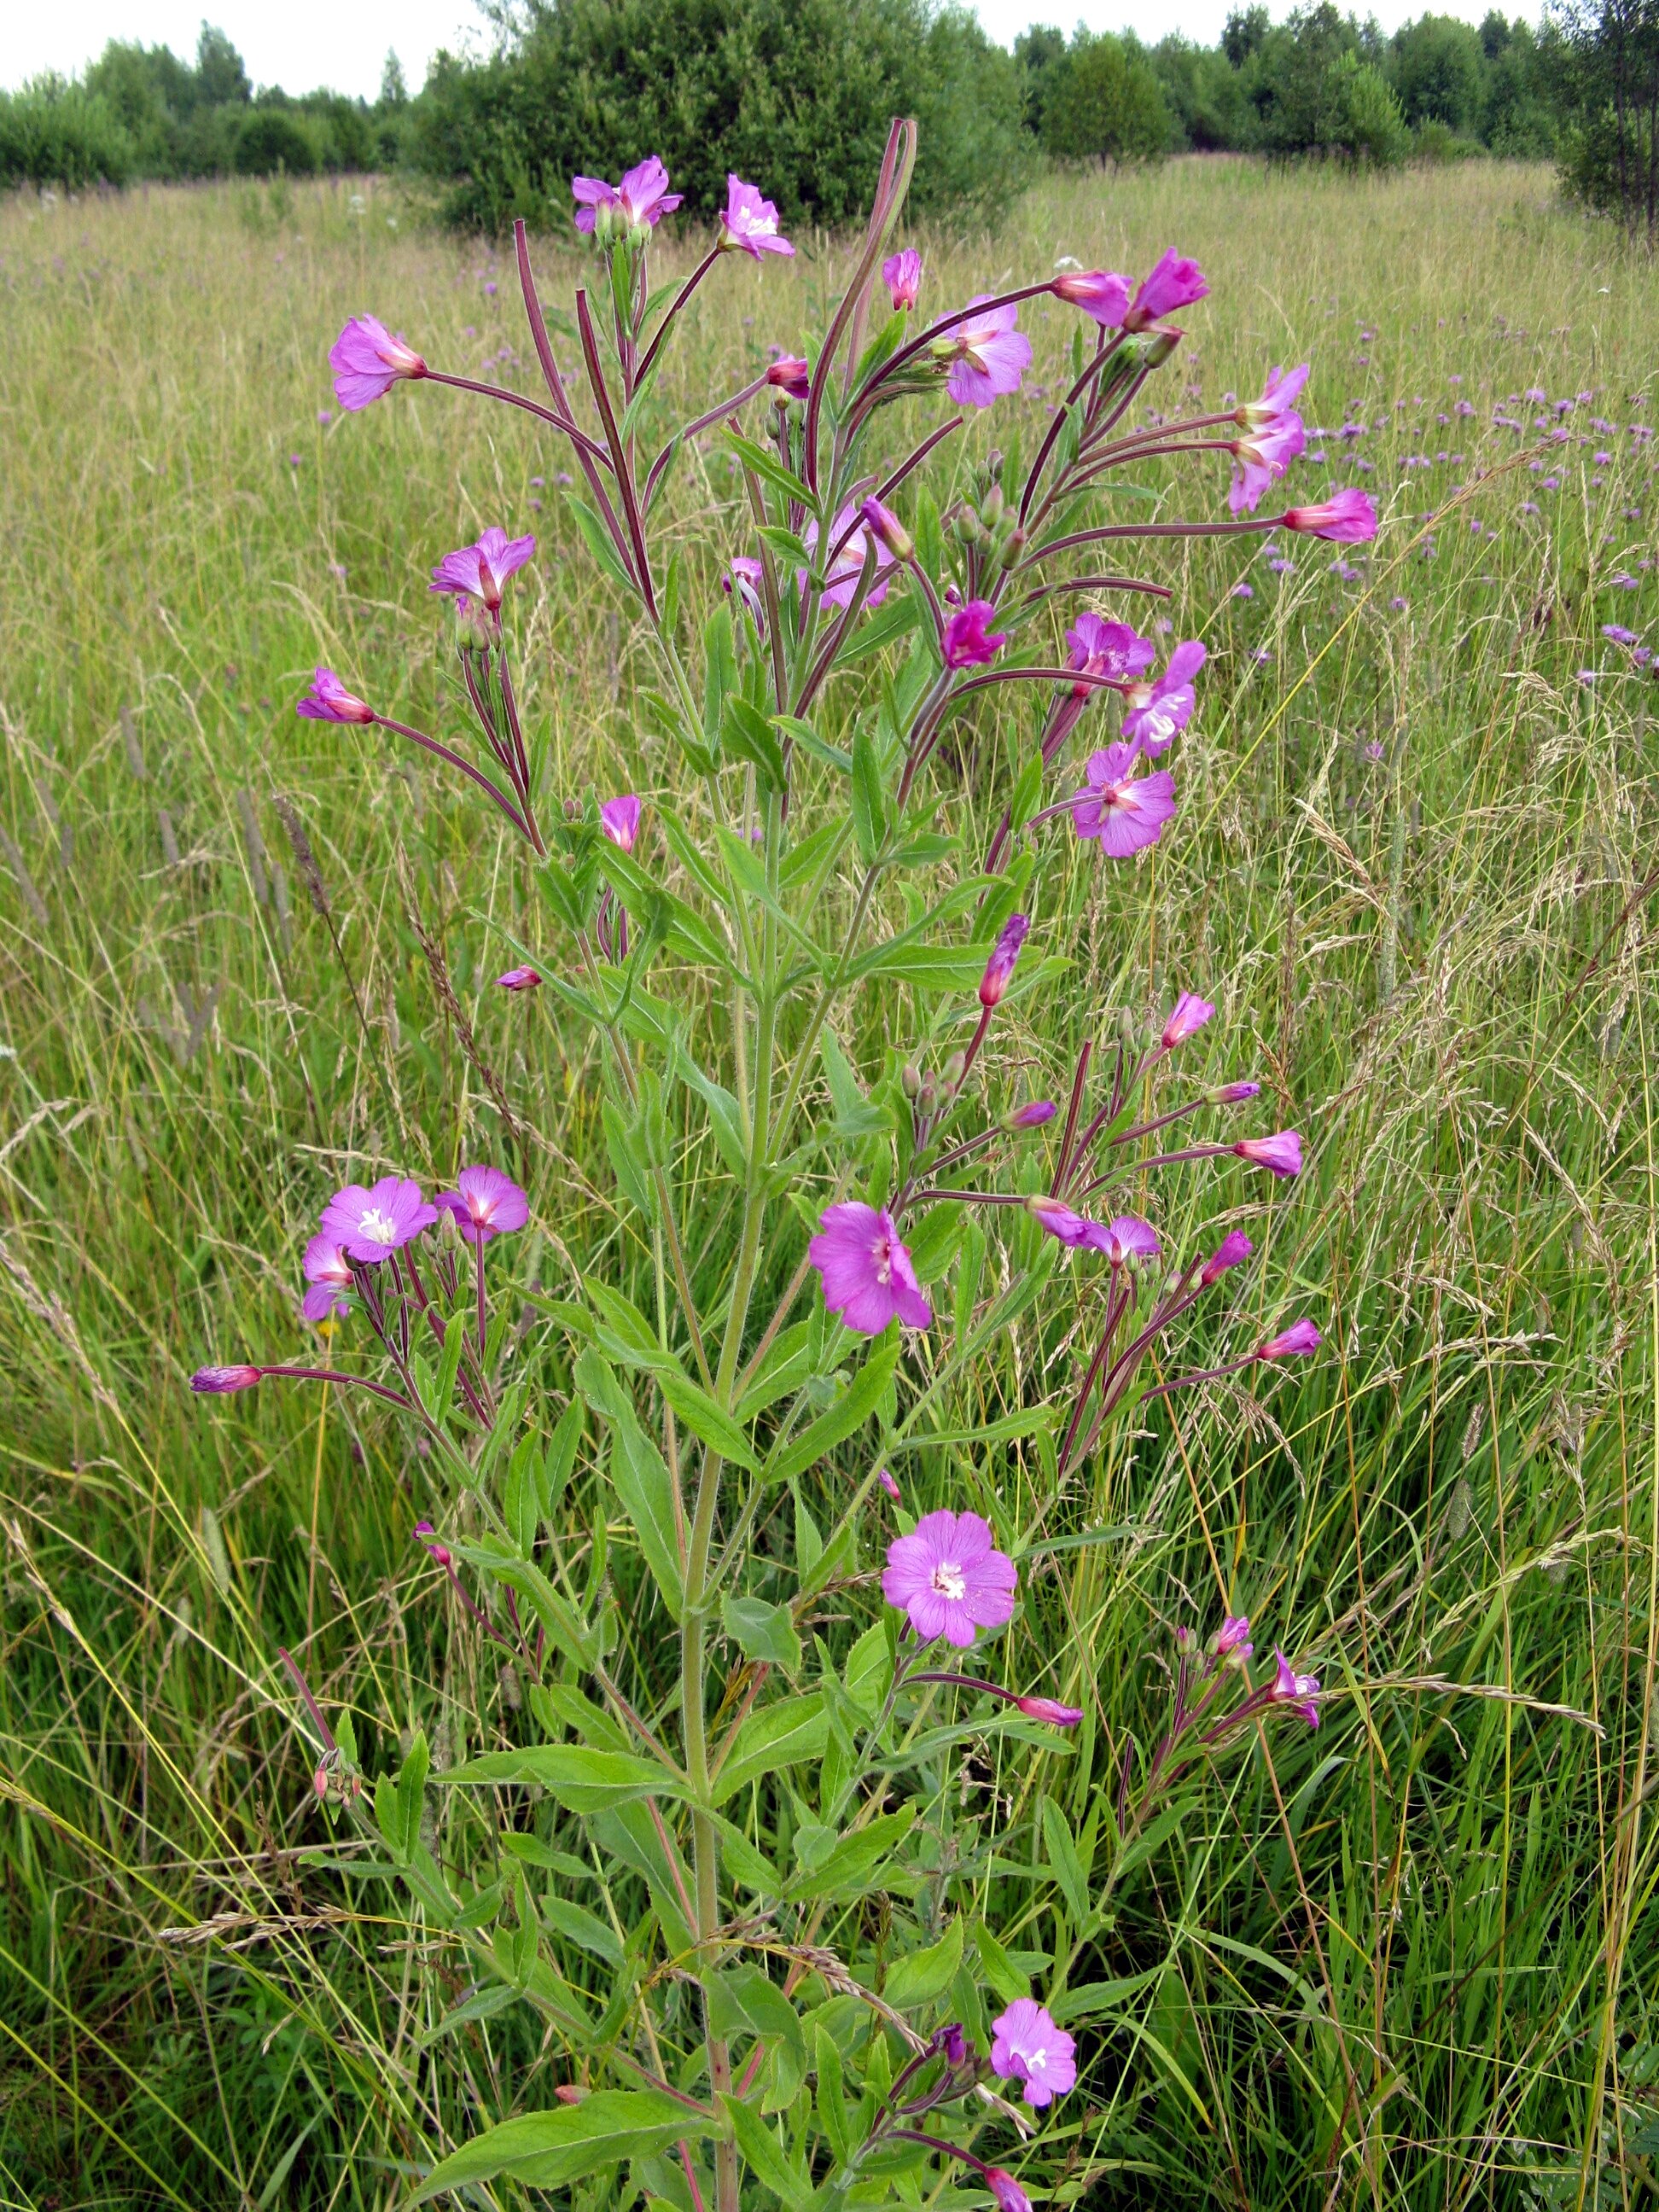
[0,0,1649,238]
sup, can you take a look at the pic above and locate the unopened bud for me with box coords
[978,913,1028,1008]
[859,495,913,564]
[997,526,1028,571]
[554,2083,587,2105]
[313,1763,329,1799]
[981,482,1005,525]
[876,1467,901,1502]
[901,1062,922,1100]
[190,1365,262,1393]
[1138,326,1182,370]
[1004,1098,1057,1131]
[1014,1694,1084,1726]
[940,1050,967,1097]
[415,1520,454,1569]
[1173,1622,1197,1652]
[917,1074,936,1115]
[1209,1080,1260,1104]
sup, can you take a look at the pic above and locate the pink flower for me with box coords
[1068,612,1155,696]
[301,1236,353,1323]
[1283,489,1377,543]
[809,1202,931,1334]
[1015,1694,1084,1726]
[319,1176,439,1263]
[802,508,894,611]
[1121,641,1206,754]
[1258,1318,1321,1359]
[877,1467,901,1501]
[600,795,642,853]
[1200,1230,1253,1284]
[296,667,374,724]
[859,496,913,562]
[1093,1214,1160,1268]
[496,965,542,990]
[1053,267,1132,326]
[429,526,537,614]
[1161,991,1214,1049]
[979,913,1028,1006]
[944,599,1007,668]
[765,354,810,401]
[725,556,766,624]
[985,2168,1033,2212]
[719,177,794,259]
[329,314,428,411]
[1269,1649,1321,1726]
[571,156,681,238]
[190,1365,262,1393]
[1006,1099,1057,1129]
[414,1519,453,1568]
[1125,250,1208,330]
[1026,1194,1102,1249]
[882,1508,1016,1646]
[1214,1613,1253,1657]
[1072,743,1177,857]
[1230,364,1308,514]
[1234,1130,1302,1178]
[940,297,1032,409]
[883,248,922,310]
[990,1999,1076,2108]
[435,1164,530,1245]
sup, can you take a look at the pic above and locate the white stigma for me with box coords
[358,1207,398,1243]
[930,1560,967,1602]
[872,1232,894,1285]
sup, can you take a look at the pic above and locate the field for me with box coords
[1,153,1656,2209]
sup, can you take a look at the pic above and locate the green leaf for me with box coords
[814,2022,852,2163]
[566,496,638,599]
[540,1398,583,1518]
[703,602,737,749]
[541,1897,623,1966]
[850,719,887,866]
[410,2091,719,2201]
[848,943,987,992]
[1048,1967,1163,2026]
[719,2094,812,2209]
[767,1330,899,1487]
[722,696,788,792]
[835,590,923,667]
[434,1309,466,1420]
[755,522,812,569]
[724,427,815,513]
[784,1806,913,1901]
[722,1593,802,1673]
[374,1731,428,1866]
[441,1745,692,1813]
[658,1368,760,1471]
[707,1964,805,2059]
[974,1919,1028,2006]
[883,1916,963,2010]
[447,1540,597,1672]
[712,1694,828,1804]
[574,1348,685,1619]
[889,1406,1057,1454]
[1041,1796,1091,1925]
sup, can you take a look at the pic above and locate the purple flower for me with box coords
[725,556,766,625]
[1072,744,1178,858]
[944,599,1007,668]
[1283,490,1377,543]
[429,526,536,614]
[990,1999,1076,2108]
[413,1519,453,1568]
[1006,1099,1057,1129]
[1269,1649,1321,1726]
[985,2170,1033,2212]
[882,1508,1016,1646]
[1258,1318,1321,1359]
[765,354,810,402]
[1026,1194,1102,1248]
[600,795,642,853]
[859,495,913,562]
[1235,1130,1302,1178]
[1125,249,1208,330]
[301,1236,353,1323]
[1200,1231,1253,1284]
[435,1164,530,1245]
[1161,991,1214,1049]
[1214,1612,1253,1658]
[1068,612,1155,696]
[1121,641,1206,754]
[883,248,921,310]
[319,1176,439,1263]
[329,315,427,411]
[191,1365,262,1393]
[1053,267,1132,326]
[719,177,794,259]
[809,1202,931,1335]
[979,913,1028,1006]
[876,1467,901,1502]
[1093,1214,1160,1268]
[296,667,374,725]
[803,507,894,611]
[1604,624,1639,645]
[571,156,682,238]
[1230,363,1308,514]
[1211,1080,1260,1103]
[496,965,542,990]
[1014,1694,1084,1726]
[940,297,1032,409]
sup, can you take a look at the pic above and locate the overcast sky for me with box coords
[5,0,1499,102]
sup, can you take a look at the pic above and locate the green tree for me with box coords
[1042,31,1172,163]
[1389,12,1486,130]
[195,24,252,108]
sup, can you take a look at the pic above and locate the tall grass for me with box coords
[0,156,1656,2206]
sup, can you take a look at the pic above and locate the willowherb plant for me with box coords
[194,126,1372,2209]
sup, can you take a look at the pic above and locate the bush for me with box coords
[0,77,136,189]
[1327,51,1413,164]
[1412,115,1485,156]
[234,108,321,177]
[1040,32,1172,163]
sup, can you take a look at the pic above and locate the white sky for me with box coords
[4,0,1499,102]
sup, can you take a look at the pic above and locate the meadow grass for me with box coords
[0,154,1656,2208]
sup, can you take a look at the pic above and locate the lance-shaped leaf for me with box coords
[410,2091,722,2201]
[441,1743,693,1813]
[711,1693,829,1803]
[575,1348,685,1619]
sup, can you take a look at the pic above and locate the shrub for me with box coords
[233,108,321,178]
[0,77,136,189]
[1328,52,1413,164]
[1040,32,1173,163]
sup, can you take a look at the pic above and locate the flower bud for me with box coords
[986,2169,1033,2212]
[1199,1231,1253,1286]
[1138,326,1182,370]
[1014,1694,1084,1726]
[1173,1622,1198,1652]
[917,1074,937,1115]
[191,1365,262,1393]
[554,2082,587,2105]
[996,526,1028,571]
[876,1467,901,1502]
[495,965,543,991]
[859,495,913,564]
[1209,1080,1260,1104]
[414,1520,454,1569]
[1161,991,1214,1050]
[1257,1318,1321,1360]
[978,913,1028,1008]
[765,354,810,403]
[981,482,1005,525]
[1213,1612,1253,1660]
[901,1061,922,1100]
[940,1050,967,1097]
[1004,1098,1057,1131]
